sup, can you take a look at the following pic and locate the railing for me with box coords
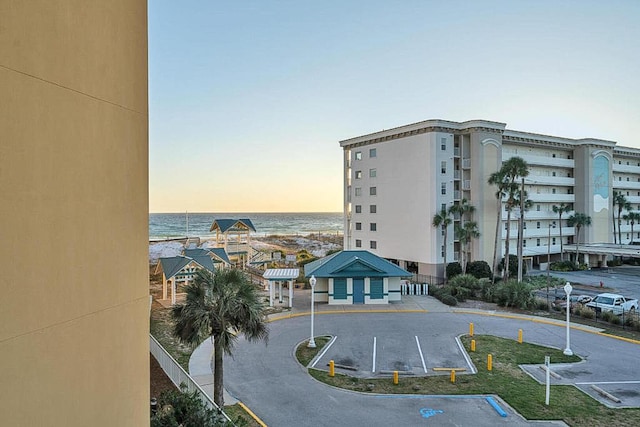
[462,158,471,169]
[149,335,233,424]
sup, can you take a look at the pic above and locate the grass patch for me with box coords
[223,404,260,427]
[295,336,331,366]
[307,335,640,427]
[150,301,192,371]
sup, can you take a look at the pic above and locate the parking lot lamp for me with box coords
[563,282,573,356]
[308,275,317,348]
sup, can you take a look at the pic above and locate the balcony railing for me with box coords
[505,153,574,168]
[462,158,471,169]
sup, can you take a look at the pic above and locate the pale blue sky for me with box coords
[149,0,640,213]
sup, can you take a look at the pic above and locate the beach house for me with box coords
[304,250,411,305]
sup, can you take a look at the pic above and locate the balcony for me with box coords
[613,180,640,190]
[612,163,640,173]
[454,146,461,157]
[462,158,471,169]
[462,180,471,190]
[454,190,461,200]
[526,176,575,186]
[505,153,574,168]
[527,193,575,203]
[454,170,461,180]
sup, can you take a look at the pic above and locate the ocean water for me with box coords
[149,212,343,240]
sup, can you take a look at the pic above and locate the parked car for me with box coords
[585,293,639,315]
[552,294,592,311]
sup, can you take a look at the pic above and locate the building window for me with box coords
[369,148,376,158]
[355,222,362,231]
[523,222,527,229]
[441,225,445,236]
[370,223,377,231]
[355,170,362,179]
[552,237,556,245]
[355,205,362,213]
[441,183,446,195]
[370,241,377,249]
[441,245,445,257]
[536,205,541,211]
[370,186,377,196]
[537,222,541,229]
[441,203,446,212]
[552,153,556,158]
[441,161,447,174]
[355,151,362,160]
[355,187,362,196]
[355,239,362,248]
[552,188,556,194]
[552,171,556,177]
[441,138,446,150]
[369,168,377,178]
[537,238,541,246]
[370,205,377,214]
[505,223,508,230]
[523,240,527,247]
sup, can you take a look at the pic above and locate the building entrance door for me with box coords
[353,278,364,304]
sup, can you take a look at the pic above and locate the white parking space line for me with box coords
[311,336,337,368]
[456,335,476,374]
[576,380,640,385]
[372,337,377,373]
[415,336,428,373]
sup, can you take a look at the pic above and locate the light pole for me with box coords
[546,221,556,309]
[308,275,317,348]
[563,282,573,356]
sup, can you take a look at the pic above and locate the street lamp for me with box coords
[546,221,556,309]
[308,275,317,348]
[563,282,573,356]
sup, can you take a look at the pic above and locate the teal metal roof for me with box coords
[157,255,215,280]
[304,250,411,279]
[210,218,257,233]
[184,248,231,265]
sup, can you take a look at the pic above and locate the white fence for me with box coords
[401,282,429,296]
[149,334,233,424]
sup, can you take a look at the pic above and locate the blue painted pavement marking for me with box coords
[486,396,508,417]
[419,408,444,419]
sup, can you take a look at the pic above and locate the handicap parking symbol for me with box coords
[420,408,444,419]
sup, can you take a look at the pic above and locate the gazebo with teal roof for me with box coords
[209,218,256,268]
[304,250,411,305]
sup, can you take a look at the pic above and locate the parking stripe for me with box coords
[415,336,428,373]
[372,337,377,373]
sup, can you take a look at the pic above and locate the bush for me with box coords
[580,307,595,319]
[534,298,549,310]
[449,274,481,291]
[446,262,462,279]
[444,285,472,302]
[498,255,525,277]
[481,280,497,303]
[495,279,535,309]
[601,310,615,323]
[441,294,458,306]
[151,384,229,427]
[610,314,622,325]
[466,261,492,279]
[550,260,578,271]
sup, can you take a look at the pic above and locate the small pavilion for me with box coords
[263,268,300,308]
[210,219,256,268]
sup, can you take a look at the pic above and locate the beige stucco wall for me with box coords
[0,1,149,425]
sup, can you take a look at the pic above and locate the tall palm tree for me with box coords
[613,191,631,244]
[172,269,268,407]
[514,186,533,282]
[623,212,640,244]
[449,198,477,268]
[432,207,452,281]
[500,157,529,281]
[567,213,592,264]
[455,221,480,273]
[488,171,509,284]
[552,203,572,261]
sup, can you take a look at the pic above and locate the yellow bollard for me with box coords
[329,360,335,377]
[393,371,399,385]
[488,354,493,371]
[450,370,456,384]
[518,329,523,344]
[469,322,474,337]
[471,339,476,352]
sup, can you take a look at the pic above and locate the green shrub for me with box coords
[446,262,462,279]
[498,255,525,277]
[466,261,492,279]
[580,307,595,319]
[610,314,622,325]
[151,384,228,427]
[444,285,472,302]
[623,315,635,327]
[449,274,481,291]
[550,260,578,271]
[534,298,549,310]
[441,294,458,306]
[495,279,535,309]
[481,280,497,303]
[601,311,615,323]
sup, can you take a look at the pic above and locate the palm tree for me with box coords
[488,171,509,283]
[552,203,572,261]
[499,157,529,281]
[567,213,592,264]
[623,212,640,244]
[449,198,477,269]
[172,269,268,407]
[514,187,533,281]
[613,191,631,244]
[455,221,480,273]
[432,207,452,281]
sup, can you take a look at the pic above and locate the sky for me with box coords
[148,0,640,213]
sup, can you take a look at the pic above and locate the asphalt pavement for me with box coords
[190,291,640,426]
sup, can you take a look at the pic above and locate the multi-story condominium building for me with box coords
[340,119,640,277]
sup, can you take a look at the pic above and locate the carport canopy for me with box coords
[263,268,300,308]
[564,243,640,266]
